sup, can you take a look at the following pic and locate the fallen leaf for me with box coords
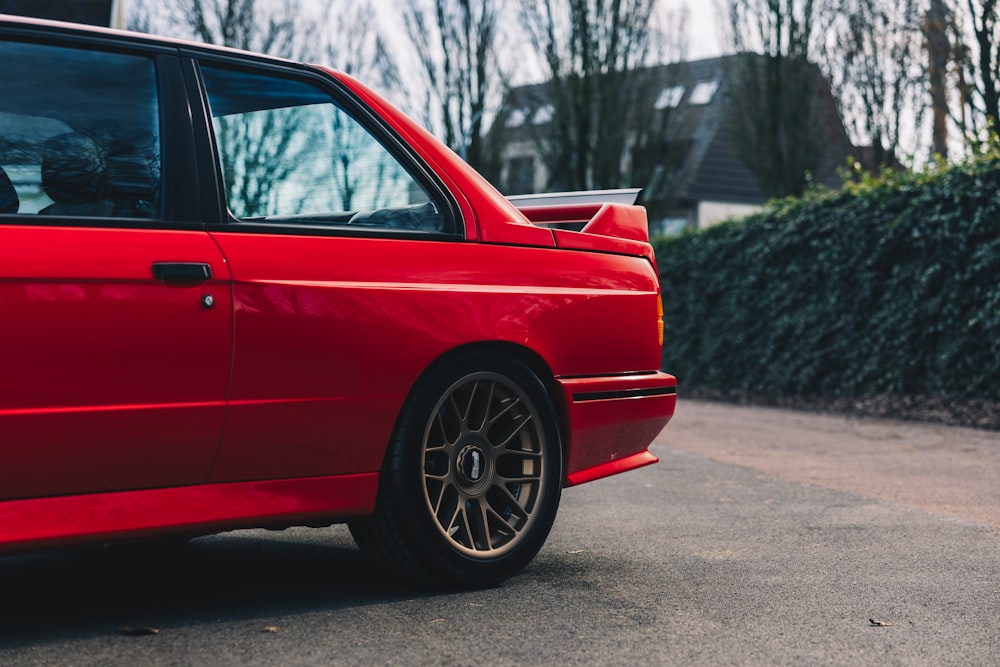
[120,626,160,636]
[566,549,585,554]
[429,619,445,624]
[263,626,280,633]
[869,618,894,627]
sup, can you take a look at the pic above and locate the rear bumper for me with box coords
[556,372,677,486]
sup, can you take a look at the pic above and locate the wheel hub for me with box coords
[456,443,489,486]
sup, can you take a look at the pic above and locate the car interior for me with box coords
[0,40,160,218]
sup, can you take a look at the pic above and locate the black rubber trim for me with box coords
[0,22,176,55]
[573,386,677,402]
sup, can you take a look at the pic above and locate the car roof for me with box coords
[0,13,306,70]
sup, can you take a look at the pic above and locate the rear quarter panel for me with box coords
[207,231,664,482]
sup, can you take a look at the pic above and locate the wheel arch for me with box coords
[385,341,568,476]
[354,340,568,586]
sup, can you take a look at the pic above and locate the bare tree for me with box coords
[517,0,686,200]
[619,63,694,222]
[129,1,326,215]
[822,0,927,169]
[926,0,952,158]
[321,3,405,212]
[334,4,401,94]
[724,0,827,197]
[132,0,323,58]
[401,0,505,179]
[951,0,1000,150]
[128,0,402,216]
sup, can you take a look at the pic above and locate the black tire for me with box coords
[350,351,563,588]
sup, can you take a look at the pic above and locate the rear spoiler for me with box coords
[506,188,642,208]
[506,189,654,265]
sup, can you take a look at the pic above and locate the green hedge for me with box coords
[653,156,1000,400]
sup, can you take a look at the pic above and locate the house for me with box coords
[492,55,855,235]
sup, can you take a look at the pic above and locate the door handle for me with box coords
[152,262,213,283]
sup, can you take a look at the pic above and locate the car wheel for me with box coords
[350,352,562,588]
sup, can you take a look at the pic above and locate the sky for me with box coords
[495,0,725,86]
[683,2,723,59]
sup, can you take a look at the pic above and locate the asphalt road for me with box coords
[0,401,997,666]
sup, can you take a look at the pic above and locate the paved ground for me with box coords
[665,400,1000,528]
[0,401,996,665]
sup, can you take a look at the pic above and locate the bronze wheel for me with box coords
[350,352,562,587]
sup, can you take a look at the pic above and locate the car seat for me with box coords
[39,132,114,217]
[0,165,17,213]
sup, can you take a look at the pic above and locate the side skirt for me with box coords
[0,473,378,553]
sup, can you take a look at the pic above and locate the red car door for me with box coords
[0,226,233,499]
[0,41,233,500]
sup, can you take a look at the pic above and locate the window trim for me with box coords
[182,52,464,240]
[180,57,228,227]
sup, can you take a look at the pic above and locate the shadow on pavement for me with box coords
[0,527,435,646]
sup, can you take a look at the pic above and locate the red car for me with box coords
[0,16,676,587]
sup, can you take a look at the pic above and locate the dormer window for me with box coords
[689,80,720,105]
[532,104,554,125]
[505,108,529,128]
[655,85,685,110]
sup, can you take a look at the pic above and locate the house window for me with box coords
[505,108,529,128]
[654,85,685,110]
[506,156,535,195]
[532,104,554,125]
[689,80,720,105]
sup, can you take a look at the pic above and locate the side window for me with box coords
[200,65,445,232]
[0,41,160,218]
